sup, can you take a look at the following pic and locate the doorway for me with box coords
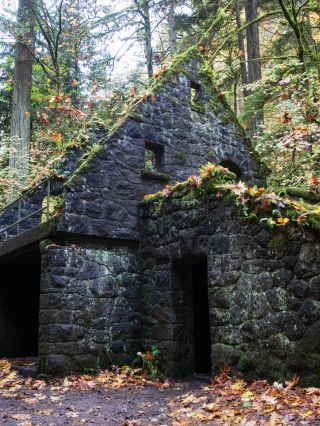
[192,260,211,373]
[0,249,41,357]
[173,257,211,375]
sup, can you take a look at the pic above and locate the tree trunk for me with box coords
[245,0,262,83]
[235,0,248,93]
[245,0,263,134]
[142,0,153,81]
[168,0,176,57]
[10,0,35,179]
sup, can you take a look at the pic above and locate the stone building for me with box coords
[0,50,319,385]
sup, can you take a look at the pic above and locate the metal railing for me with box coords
[0,177,52,241]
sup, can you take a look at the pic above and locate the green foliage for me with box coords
[142,162,320,232]
[135,345,163,379]
[144,149,156,172]
[244,61,320,191]
[41,195,65,222]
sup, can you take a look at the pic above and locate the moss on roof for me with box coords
[64,47,264,189]
[141,163,320,232]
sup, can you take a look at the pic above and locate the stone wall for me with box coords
[38,239,142,375]
[59,58,264,240]
[139,198,320,386]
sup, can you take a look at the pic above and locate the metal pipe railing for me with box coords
[0,175,52,216]
[0,177,53,241]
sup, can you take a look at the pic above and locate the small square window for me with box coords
[190,81,202,103]
[144,142,164,172]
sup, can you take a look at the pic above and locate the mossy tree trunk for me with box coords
[245,0,263,135]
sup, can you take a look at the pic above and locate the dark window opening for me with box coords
[190,81,203,104]
[192,260,211,374]
[144,141,164,172]
[0,249,41,358]
[220,160,242,180]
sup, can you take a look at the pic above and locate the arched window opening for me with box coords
[219,160,242,180]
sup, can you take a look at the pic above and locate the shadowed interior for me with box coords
[174,257,211,375]
[192,260,211,374]
[0,249,41,357]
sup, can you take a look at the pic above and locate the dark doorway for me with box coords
[219,160,242,180]
[173,257,211,376]
[192,260,211,373]
[0,249,41,357]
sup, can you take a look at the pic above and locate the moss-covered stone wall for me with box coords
[58,57,265,240]
[38,239,142,375]
[139,197,320,386]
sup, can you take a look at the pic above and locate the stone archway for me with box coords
[219,160,243,180]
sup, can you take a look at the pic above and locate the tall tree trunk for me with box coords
[168,0,176,57]
[245,0,262,82]
[245,0,263,134]
[10,0,35,180]
[235,1,248,92]
[142,0,153,81]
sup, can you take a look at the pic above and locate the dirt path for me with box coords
[0,376,206,425]
[1,359,320,425]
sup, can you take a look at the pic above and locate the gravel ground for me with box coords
[0,372,209,426]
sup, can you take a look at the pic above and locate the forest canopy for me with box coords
[0,0,319,208]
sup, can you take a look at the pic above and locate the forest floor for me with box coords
[0,359,320,425]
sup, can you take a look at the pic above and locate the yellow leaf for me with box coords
[231,380,245,391]
[241,391,254,401]
[276,217,290,227]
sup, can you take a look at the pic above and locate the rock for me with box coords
[287,279,310,298]
[90,277,115,298]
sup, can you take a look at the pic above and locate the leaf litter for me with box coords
[0,358,320,425]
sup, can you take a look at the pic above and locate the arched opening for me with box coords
[219,160,242,180]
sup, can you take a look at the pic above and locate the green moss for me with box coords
[180,199,200,209]
[238,353,256,373]
[141,162,320,232]
[65,144,102,188]
[268,233,288,256]
[277,186,320,204]
[167,96,181,106]
[63,45,264,193]
[191,102,206,114]
[140,169,170,182]
[175,151,188,164]
[128,112,144,123]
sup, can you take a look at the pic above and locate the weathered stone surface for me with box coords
[2,56,320,387]
[139,199,320,385]
[54,59,264,240]
[38,243,142,375]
